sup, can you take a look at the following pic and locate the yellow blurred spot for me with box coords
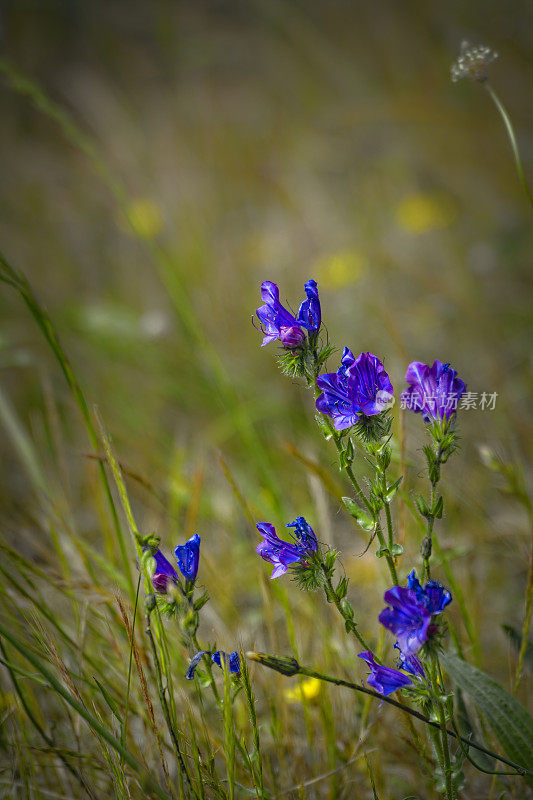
[126,198,163,238]
[284,677,322,704]
[396,192,456,234]
[315,250,367,290]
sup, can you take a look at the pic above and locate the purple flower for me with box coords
[379,572,451,655]
[358,651,413,695]
[212,650,241,675]
[316,349,394,431]
[401,360,466,422]
[175,534,200,583]
[256,519,318,579]
[297,279,321,334]
[145,547,179,594]
[254,279,321,348]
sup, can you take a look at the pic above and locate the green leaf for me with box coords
[433,495,444,518]
[415,494,430,518]
[342,497,375,531]
[375,545,389,559]
[391,543,404,557]
[94,677,123,724]
[336,577,348,599]
[441,652,533,786]
[385,476,403,502]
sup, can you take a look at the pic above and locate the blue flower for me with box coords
[407,570,452,615]
[256,519,318,579]
[212,650,241,675]
[401,360,466,422]
[285,516,318,551]
[175,534,201,583]
[144,547,179,594]
[185,649,241,679]
[254,280,321,348]
[297,279,321,334]
[379,572,451,655]
[394,645,425,678]
[379,587,431,655]
[358,651,413,695]
[316,349,394,431]
[185,650,210,680]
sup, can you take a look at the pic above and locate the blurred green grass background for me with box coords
[0,1,532,797]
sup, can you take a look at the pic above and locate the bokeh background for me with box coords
[0,1,532,797]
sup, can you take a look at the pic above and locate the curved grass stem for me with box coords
[485,82,533,211]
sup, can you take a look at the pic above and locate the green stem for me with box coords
[122,573,142,749]
[374,521,399,584]
[514,507,533,692]
[320,563,373,652]
[431,660,455,800]
[146,611,196,799]
[248,652,531,776]
[485,82,533,211]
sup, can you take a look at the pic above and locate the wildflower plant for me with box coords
[247,277,533,799]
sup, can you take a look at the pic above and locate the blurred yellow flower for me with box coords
[315,250,367,290]
[284,677,322,703]
[396,192,456,234]
[126,198,163,238]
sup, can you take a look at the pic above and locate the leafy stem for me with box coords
[247,651,531,777]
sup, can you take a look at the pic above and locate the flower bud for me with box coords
[421,536,432,560]
[246,651,300,676]
[145,594,157,612]
[280,325,305,349]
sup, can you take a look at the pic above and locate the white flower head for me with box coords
[451,40,498,83]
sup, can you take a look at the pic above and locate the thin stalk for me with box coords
[374,521,398,585]
[145,610,197,799]
[240,653,264,798]
[222,663,236,800]
[485,82,533,210]
[403,491,479,664]
[121,573,142,750]
[430,660,455,800]
[320,563,372,652]
[247,652,531,776]
[514,506,533,693]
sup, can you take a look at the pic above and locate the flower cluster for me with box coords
[357,572,450,697]
[256,517,318,579]
[146,533,201,594]
[254,280,321,349]
[186,649,241,680]
[450,40,498,83]
[379,570,451,657]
